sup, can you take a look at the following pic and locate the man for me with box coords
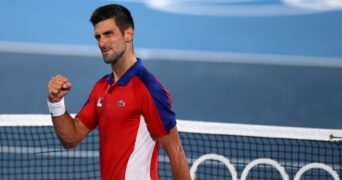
[47,4,191,180]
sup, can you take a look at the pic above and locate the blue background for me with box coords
[1,0,342,129]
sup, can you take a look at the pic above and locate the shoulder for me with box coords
[135,68,173,108]
[89,74,110,95]
[97,74,110,84]
[93,74,110,87]
[137,68,168,94]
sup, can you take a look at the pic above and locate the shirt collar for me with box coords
[107,58,143,86]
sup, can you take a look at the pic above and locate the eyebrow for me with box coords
[94,30,113,39]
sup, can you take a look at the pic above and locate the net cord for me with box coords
[1,114,342,141]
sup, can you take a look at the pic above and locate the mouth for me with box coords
[101,48,111,56]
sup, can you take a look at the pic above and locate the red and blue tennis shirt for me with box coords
[76,58,176,180]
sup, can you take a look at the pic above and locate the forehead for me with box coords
[94,18,119,34]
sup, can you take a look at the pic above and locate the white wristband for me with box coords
[47,98,66,117]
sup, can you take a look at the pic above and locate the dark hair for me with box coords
[90,4,134,33]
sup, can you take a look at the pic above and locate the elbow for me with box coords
[62,143,78,149]
[55,130,85,149]
[59,138,82,149]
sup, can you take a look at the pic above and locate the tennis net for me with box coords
[0,114,341,180]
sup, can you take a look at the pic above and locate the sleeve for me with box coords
[141,71,176,138]
[76,84,99,131]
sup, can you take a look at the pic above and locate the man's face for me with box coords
[94,18,127,64]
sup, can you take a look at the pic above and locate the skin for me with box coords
[47,18,191,180]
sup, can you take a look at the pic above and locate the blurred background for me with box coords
[1,0,342,129]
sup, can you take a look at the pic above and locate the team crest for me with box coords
[117,100,126,107]
[97,97,104,107]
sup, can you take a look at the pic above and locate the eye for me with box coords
[104,31,113,37]
[94,35,100,41]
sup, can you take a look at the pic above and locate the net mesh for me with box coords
[0,126,100,180]
[0,115,341,180]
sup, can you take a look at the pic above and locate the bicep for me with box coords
[159,127,183,154]
[159,126,191,179]
[75,117,91,138]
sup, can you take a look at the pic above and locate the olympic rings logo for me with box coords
[190,154,340,180]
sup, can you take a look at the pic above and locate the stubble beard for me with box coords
[103,49,125,65]
[102,43,127,65]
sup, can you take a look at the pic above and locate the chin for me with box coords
[103,59,114,64]
[103,57,118,64]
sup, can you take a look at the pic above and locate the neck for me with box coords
[111,52,136,83]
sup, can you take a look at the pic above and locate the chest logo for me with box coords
[117,100,126,107]
[97,97,104,107]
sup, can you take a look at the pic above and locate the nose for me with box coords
[98,36,107,48]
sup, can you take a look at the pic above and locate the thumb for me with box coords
[62,82,72,91]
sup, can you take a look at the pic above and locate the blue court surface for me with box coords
[1,0,342,129]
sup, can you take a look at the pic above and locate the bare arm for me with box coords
[51,113,89,149]
[159,127,191,180]
[48,75,90,149]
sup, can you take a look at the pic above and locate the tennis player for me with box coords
[47,4,191,180]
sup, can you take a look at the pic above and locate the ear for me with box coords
[124,27,134,42]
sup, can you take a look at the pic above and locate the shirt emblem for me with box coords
[117,100,126,107]
[97,97,103,107]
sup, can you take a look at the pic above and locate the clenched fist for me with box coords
[48,75,72,103]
